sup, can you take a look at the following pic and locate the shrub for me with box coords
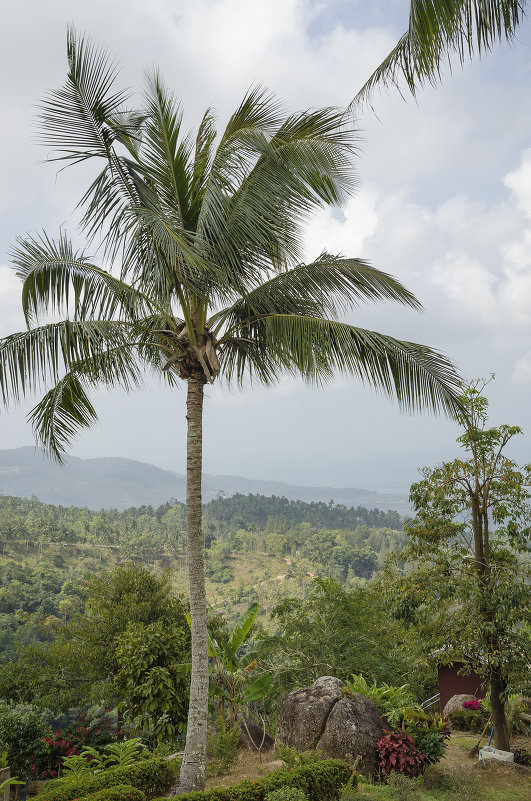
[77,786,146,801]
[36,758,177,801]
[448,707,487,733]
[275,745,324,768]
[462,700,480,711]
[207,720,239,776]
[264,789,307,801]
[343,675,420,728]
[512,748,531,766]
[0,704,50,776]
[377,732,428,778]
[153,758,352,801]
[401,709,450,765]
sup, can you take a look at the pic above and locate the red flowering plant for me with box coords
[30,732,79,779]
[377,731,428,778]
[462,699,481,711]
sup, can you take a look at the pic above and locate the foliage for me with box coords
[256,579,419,701]
[115,620,189,746]
[275,746,324,768]
[401,709,450,765]
[35,758,177,801]
[0,776,26,791]
[343,675,420,728]
[0,703,49,776]
[152,759,352,801]
[75,786,145,801]
[392,381,531,750]
[447,706,488,733]
[207,603,272,726]
[377,732,428,777]
[337,773,358,801]
[512,747,531,766]
[2,564,189,713]
[103,739,145,768]
[62,739,145,775]
[206,719,239,776]
[264,789,307,801]
[355,0,526,106]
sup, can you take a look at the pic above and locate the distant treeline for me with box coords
[203,493,402,532]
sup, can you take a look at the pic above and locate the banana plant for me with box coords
[208,603,272,727]
[180,603,272,728]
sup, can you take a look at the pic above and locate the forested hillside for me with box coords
[0,493,403,665]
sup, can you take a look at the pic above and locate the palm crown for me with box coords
[0,32,460,458]
[0,31,461,792]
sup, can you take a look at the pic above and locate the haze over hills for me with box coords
[0,447,409,512]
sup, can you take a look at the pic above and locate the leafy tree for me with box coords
[356,1,527,104]
[115,620,189,748]
[0,703,49,777]
[396,380,531,750]
[0,32,460,791]
[0,563,188,711]
[257,578,417,699]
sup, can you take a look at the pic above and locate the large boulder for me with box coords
[276,676,384,777]
[276,676,344,752]
[443,694,478,718]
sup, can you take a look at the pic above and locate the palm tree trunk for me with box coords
[175,374,209,793]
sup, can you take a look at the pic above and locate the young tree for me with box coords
[0,32,460,791]
[398,380,531,750]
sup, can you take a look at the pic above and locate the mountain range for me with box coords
[0,446,409,512]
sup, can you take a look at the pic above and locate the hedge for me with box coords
[76,785,146,801]
[36,759,178,801]
[153,759,353,801]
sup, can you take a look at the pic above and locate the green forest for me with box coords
[0,491,403,667]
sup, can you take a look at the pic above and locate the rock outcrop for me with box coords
[276,676,384,777]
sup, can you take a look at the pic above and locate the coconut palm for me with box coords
[0,32,461,792]
[355,1,527,105]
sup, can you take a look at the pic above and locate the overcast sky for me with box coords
[1,1,530,494]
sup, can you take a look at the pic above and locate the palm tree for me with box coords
[355,1,527,105]
[0,32,461,793]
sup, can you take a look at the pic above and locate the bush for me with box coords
[401,709,450,765]
[153,758,352,801]
[274,746,324,768]
[512,748,531,766]
[264,789,307,801]
[77,786,146,801]
[207,720,239,776]
[0,704,49,776]
[448,707,488,733]
[36,758,177,801]
[377,732,428,778]
[343,675,420,728]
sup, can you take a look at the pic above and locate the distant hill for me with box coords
[0,446,409,512]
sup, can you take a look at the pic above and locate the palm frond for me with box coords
[29,373,98,461]
[11,232,160,324]
[38,26,132,161]
[221,314,461,415]
[212,254,421,334]
[353,0,526,107]
[142,72,194,229]
[0,319,137,407]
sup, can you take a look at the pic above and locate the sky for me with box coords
[1,1,531,494]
